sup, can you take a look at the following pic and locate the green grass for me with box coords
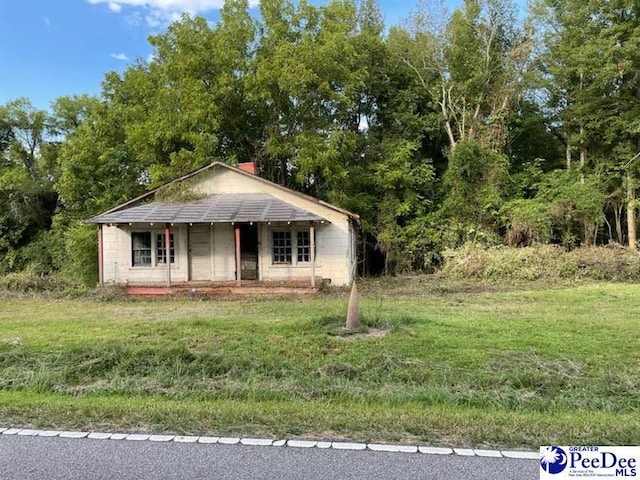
[1,280,639,449]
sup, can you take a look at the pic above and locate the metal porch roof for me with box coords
[86,193,325,225]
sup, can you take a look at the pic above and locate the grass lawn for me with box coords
[0,279,639,449]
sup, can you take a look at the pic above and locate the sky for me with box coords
[0,0,523,112]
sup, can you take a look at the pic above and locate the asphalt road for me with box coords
[0,435,538,480]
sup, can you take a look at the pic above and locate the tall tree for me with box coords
[389,0,531,151]
[0,99,58,273]
[532,0,640,248]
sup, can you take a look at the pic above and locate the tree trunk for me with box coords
[628,174,636,250]
[579,124,586,184]
[604,214,613,243]
[565,126,572,169]
[579,71,585,184]
[615,203,624,244]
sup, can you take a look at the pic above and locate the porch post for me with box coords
[98,224,104,286]
[310,222,316,288]
[165,223,171,288]
[234,224,242,287]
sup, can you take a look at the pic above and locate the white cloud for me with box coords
[43,17,51,27]
[87,0,259,28]
[110,52,130,61]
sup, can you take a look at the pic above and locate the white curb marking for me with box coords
[368,444,401,453]
[332,442,367,451]
[197,436,219,444]
[217,437,240,445]
[475,449,502,457]
[453,448,475,456]
[502,450,539,459]
[59,431,89,439]
[287,440,317,448]
[419,446,453,455]
[398,445,418,453]
[241,438,273,446]
[2,426,538,460]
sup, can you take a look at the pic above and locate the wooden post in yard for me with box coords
[235,224,242,287]
[98,224,104,286]
[310,222,316,288]
[346,281,360,329]
[165,223,171,288]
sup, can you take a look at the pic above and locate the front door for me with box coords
[240,224,258,280]
[188,224,211,281]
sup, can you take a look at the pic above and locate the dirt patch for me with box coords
[336,328,388,341]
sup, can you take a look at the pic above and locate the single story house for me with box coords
[86,162,359,288]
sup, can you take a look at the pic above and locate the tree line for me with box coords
[1,0,638,283]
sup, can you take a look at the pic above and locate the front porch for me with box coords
[122,279,326,297]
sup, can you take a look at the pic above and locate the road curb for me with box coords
[0,427,538,459]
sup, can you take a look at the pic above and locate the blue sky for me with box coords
[0,0,524,111]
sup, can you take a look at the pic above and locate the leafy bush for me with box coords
[566,246,640,281]
[440,141,508,245]
[0,270,87,295]
[57,223,98,286]
[500,199,553,246]
[0,230,56,275]
[441,243,640,282]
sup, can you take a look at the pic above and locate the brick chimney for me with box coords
[237,162,257,175]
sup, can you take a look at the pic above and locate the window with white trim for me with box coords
[156,233,175,264]
[132,232,152,266]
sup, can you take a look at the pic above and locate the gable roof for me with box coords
[86,193,324,224]
[87,162,359,222]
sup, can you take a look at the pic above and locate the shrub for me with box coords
[58,223,98,286]
[0,270,87,295]
[441,243,640,282]
[0,230,56,276]
[500,199,553,246]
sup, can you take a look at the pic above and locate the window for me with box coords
[156,233,175,264]
[132,232,152,266]
[131,231,176,267]
[272,231,292,264]
[297,231,311,262]
[272,229,317,265]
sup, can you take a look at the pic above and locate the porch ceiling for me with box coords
[86,193,325,225]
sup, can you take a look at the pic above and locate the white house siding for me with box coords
[255,222,352,285]
[192,168,354,285]
[102,224,189,284]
